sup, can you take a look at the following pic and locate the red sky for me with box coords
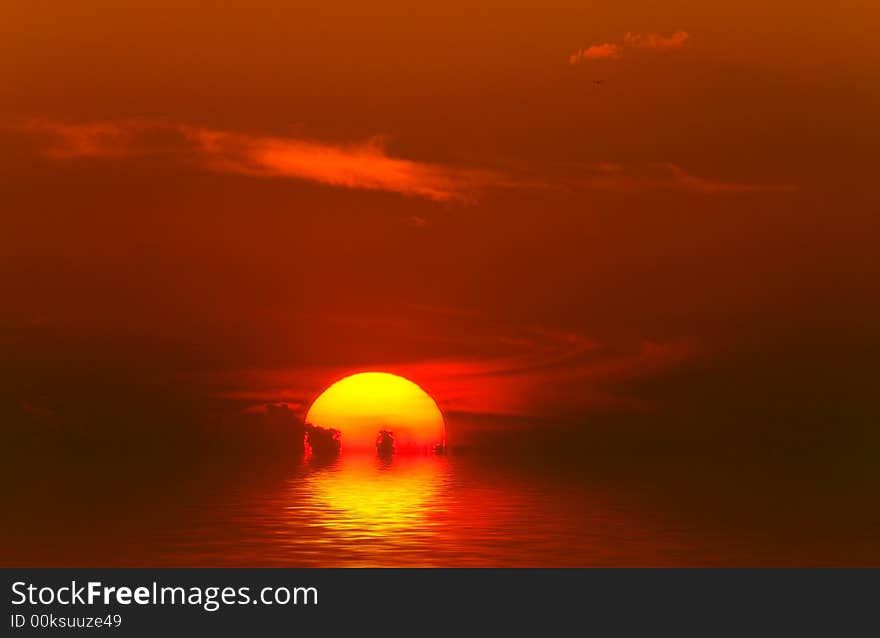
[2,1,878,444]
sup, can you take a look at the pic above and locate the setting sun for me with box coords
[304,372,445,451]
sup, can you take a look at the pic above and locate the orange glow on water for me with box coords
[299,454,448,540]
[304,372,446,451]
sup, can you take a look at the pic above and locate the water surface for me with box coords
[7,445,878,566]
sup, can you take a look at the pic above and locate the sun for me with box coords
[305,372,445,451]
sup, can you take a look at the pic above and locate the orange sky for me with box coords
[2,1,879,445]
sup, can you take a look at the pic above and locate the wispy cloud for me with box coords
[624,30,689,50]
[405,215,429,228]
[569,43,622,64]
[14,118,508,203]
[573,162,798,194]
[14,118,796,201]
[16,119,146,159]
[180,127,502,203]
[570,30,689,64]
[212,322,701,420]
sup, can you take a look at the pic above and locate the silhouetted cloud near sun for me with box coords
[570,30,689,64]
[208,309,701,421]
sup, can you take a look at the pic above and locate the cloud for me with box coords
[209,312,700,420]
[20,399,61,428]
[14,119,508,203]
[14,119,796,201]
[573,162,798,194]
[657,163,797,193]
[624,30,689,50]
[180,127,502,203]
[569,43,622,64]
[406,215,429,228]
[570,30,689,64]
[16,119,144,159]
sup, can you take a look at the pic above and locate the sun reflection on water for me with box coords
[291,453,450,540]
